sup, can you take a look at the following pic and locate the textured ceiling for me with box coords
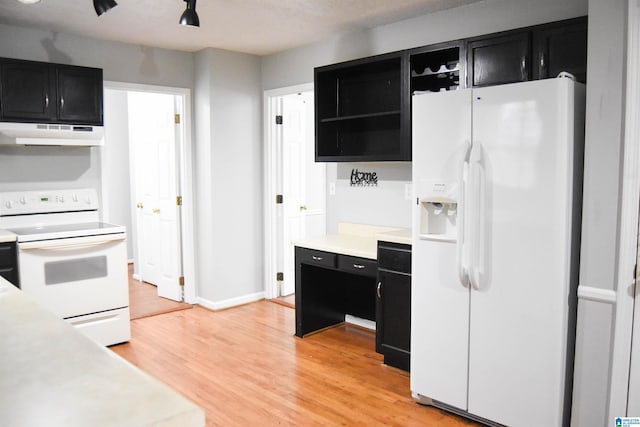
[0,0,485,55]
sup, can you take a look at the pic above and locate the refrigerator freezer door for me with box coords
[467,79,576,426]
[411,89,472,410]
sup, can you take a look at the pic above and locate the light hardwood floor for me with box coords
[127,264,193,320]
[111,301,477,426]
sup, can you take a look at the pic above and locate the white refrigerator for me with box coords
[410,76,585,427]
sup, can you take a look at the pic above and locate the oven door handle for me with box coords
[19,233,125,251]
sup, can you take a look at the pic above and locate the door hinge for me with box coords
[277,272,284,281]
[275,115,283,125]
[176,196,183,206]
[276,194,283,204]
[178,276,185,286]
[174,113,181,124]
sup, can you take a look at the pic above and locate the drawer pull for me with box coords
[312,256,323,261]
[353,264,366,269]
[377,281,382,298]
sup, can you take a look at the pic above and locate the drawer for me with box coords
[296,247,337,269]
[377,242,411,274]
[338,255,377,278]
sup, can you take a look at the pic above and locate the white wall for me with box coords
[571,1,628,426]
[194,48,263,305]
[261,0,588,232]
[102,89,134,259]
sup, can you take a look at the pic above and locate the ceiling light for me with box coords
[179,0,200,27]
[16,0,42,4]
[93,0,118,17]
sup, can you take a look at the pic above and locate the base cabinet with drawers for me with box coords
[376,241,411,371]
[0,241,19,287]
[294,246,377,338]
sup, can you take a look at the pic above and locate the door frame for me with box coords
[263,82,314,299]
[607,0,640,419]
[101,81,197,304]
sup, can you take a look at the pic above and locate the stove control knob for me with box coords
[19,197,26,205]
[5,200,13,209]
[72,194,79,202]
[58,195,65,203]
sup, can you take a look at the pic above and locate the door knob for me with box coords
[152,208,160,214]
[299,205,307,211]
[136,202,143,209]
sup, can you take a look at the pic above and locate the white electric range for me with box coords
[0,189,130,346]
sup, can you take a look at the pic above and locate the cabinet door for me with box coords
[533,18,588,83]
[0,60,56,122]
[57,65,103,125]
[377,269,411,370]
[0,242,19,287]
[467,32,531,87]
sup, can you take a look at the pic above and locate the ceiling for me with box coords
[0,0,485,56]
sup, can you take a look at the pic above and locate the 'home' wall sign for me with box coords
[350,169,378,187]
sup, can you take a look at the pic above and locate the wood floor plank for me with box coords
[111,301,478,426]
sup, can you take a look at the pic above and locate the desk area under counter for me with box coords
[294,223,412,371]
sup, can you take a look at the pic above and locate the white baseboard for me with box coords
[345,314,376,331]
[197,291,265,311]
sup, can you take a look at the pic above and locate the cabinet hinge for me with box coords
[176,196,183,206]
[174,113,181,124]
[275,115,283,125]
[277,272,284,281]
[276,194,283,204]
[178,276,185,286]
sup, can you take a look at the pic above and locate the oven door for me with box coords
[18,233,128,319]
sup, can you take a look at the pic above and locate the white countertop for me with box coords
[0,229,16,243]
[294,223,411,260]
[0,277,205,427]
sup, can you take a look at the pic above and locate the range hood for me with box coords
[0,122,104,146]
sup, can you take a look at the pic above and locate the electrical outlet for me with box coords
[329,182,336,196]
[404,183,412,200]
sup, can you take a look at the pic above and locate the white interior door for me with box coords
[128,91,183,301]
[281,91,325,296]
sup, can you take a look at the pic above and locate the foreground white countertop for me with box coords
[294,223,411,260]
[0,229,16,243]
[0,277,204,427]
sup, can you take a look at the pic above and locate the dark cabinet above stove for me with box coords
[0,58,103,126]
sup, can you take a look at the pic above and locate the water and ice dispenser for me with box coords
[417,180,458,241]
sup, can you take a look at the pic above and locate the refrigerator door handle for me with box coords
[457,141,472,288]
[468,142,484,291]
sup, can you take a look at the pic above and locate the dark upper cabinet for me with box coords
[0,58,103,125]
[315,52,410,162]
[57,65,103,124]
[467,32,531,87]
[314,17,586,162]
[410,41,464,94]
[533,17,588,83]
[0,60,56,122]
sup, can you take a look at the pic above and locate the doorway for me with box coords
[264,84,326,301]
[102,82,197,306]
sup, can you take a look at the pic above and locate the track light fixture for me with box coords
[93,0,117,16]
[179,0,200,27]
[93,0,199,28]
